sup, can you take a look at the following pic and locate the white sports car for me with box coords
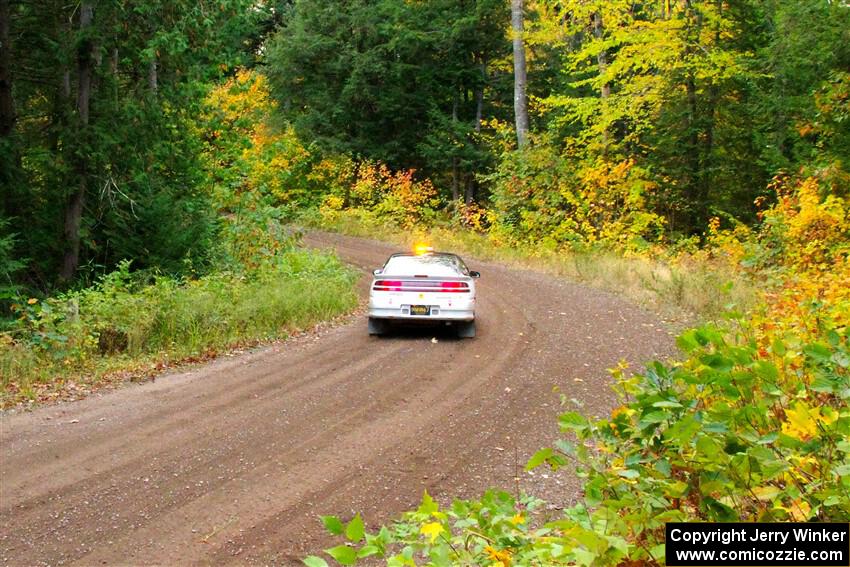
[368,247,480,338]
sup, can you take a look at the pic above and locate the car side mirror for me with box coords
[469,270,480,278]
[373,269,383,276]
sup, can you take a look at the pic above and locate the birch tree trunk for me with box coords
[148,57,158,93]
[511,0,529,149]
[109,47,119,75]
[474,60,486,134]
[465,61,487,206]
[592,12,610,100]
[592,11,610,154]
[451,95,459,201]
[683,0,707,230]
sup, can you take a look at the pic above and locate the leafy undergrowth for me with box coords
[301,208,755,322]
[305,175,850,565]
[1,251,358,409]
[1,70,367,411]
[199,70,753,323]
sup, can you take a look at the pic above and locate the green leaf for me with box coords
[835,463,850,477]
[676,330,700,352]
[665,480,689,498]
[729,454,751,480]
[417,490,438,516]
[526,448,553,470]
[704,496,737,521]
[345,513,365,542]
[321,516,344,536]
[324,545,357,566]
[638,411,668,428]
[757,432,779,445]
[554,439,576,456]
[584,474,605,506]
[704,420,729,434]
[559,411,589,432]
[654,459,672,477]
[811,373,836,393]
[702,353,734,372]
[303,556,330,567]
[696,435,723,460]
[826,329,842,347]
[754,361,779,381]
[804,342,832,363]
[357,545,380,559]
[823,493,844,506]
[664,415,701,446]
[386,557,406,567]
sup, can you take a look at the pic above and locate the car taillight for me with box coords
[372,280,470,292]
[440,281,469,292]
[374,280,403,291]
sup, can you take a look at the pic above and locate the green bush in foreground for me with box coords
[1,250,358,406]
[306,316,850,567]
[305,163,850,567]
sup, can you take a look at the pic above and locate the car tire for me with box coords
[368,317,387,336]
[457,320,476,338]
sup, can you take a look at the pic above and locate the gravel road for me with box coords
[0,231,675,565]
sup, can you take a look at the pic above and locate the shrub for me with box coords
[305,169,850,567]
[485,143,666,252]
[0,217,24,303]
[203,69,324,217]
[318,162,440,229]
[1,251,358,407]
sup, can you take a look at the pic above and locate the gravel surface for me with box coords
[0,231,676,565]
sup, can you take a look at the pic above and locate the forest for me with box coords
[1,0,847,292]
[1,0,849,564]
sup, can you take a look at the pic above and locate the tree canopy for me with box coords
[1,1,269,289]
[267,0,850,241]
[2,0,848,290]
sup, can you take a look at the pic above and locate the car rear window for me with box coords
[382,254,468,276]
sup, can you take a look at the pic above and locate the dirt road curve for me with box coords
[0,232,675,566]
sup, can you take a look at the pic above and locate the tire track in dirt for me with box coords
[0,231,676,565]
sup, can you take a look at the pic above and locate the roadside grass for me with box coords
[302,210,756,322]
[0,250,358,408]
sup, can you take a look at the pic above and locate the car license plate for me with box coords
[410,305,430,316]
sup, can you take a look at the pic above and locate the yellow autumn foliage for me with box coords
[420,521,444,544]
[765,175,849,268]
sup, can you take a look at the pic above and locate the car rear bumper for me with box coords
[368,307,474,321]
[369,290,475,322]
